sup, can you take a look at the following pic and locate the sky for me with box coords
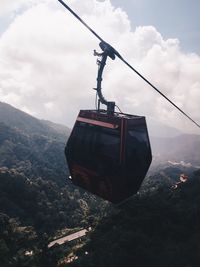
[0,0,200,134]
[111,0,200,54]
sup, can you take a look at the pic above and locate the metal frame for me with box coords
[94,42,116,115]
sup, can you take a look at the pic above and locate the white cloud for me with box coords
[0,0,28,17]
[0,0,200,133]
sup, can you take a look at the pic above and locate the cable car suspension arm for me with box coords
[94,42,116,114]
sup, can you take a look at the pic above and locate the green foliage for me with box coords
[0,113,108,266]
[0,213,42,267]
[0,122,68,186]
[0,169,106,234]
[0,102,70,142]
[2,102,200,267]
[69,172,200,267]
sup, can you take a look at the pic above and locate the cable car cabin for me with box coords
[65,110,152,204]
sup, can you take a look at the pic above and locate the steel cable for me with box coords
[58,0,200,129]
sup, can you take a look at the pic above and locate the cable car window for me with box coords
[126,127,150,167]
[97,130,120,160]
[69,122,120,169]
[128,128,150,147]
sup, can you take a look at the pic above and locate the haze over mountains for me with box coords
[1,101,200,169]
[0,101,182,138]
[0,101,70,141]
[147,117,182,138]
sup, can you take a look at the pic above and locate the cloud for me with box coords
[0,0,200,133]
[0,0,51,17]
[0,0,28,17]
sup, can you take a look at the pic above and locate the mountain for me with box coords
[1,101,200,177]
[151,134,200,167]
[147,117,182,138]
[0,166,108,267]
[0,122,69,185]
[0,102,107,243]
[69,170,200,267]
[0,102,73,185]
[1,101,200,178]
[0,102,108,219]
[0,101,183,139]
[1,101,200,267]
[145,117,200,168]
[0,101,70,141]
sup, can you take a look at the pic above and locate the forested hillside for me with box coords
[0,122,68,186]
[69,170,200,267]
[0,102,70,140]
[0,102,108,267]
[1,102,200,267]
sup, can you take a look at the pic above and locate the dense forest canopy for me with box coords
[0,103,108,266]
[69,170,200,267]
[0,102,200,267]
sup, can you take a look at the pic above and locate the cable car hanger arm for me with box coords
[94,42,116,114]
[57,0,200,129]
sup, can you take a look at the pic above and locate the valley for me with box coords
[0,101,200,267]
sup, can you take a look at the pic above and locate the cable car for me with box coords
[66,109,151,204]
[65,42,152,204]
[59,0,200,204]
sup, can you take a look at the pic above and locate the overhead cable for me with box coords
[57,0,200,129]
